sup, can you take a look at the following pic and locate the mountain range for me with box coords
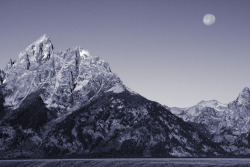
[0,35,248,159]
[169,87,250,156]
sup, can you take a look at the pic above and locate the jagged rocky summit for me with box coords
[0,35,225,159]
[2,34,121,111]
[169,87,250,156]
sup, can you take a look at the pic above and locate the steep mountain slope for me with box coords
[169,87,250,155]
[0,91,224,159]
[0,35,224,159]
[0,89,4,114]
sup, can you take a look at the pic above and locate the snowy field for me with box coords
[1,158,250,167]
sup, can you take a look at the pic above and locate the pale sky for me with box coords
[0,0,250,107]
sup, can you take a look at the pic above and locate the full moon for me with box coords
[203,14,215,26]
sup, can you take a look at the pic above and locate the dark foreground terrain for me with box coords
[1,158,250,167]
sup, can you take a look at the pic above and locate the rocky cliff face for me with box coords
[169,87,250,155]
[0,35,225,159]
[2,35,122,112]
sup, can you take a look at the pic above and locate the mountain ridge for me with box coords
[169,87,250,155]
[0,35,226,159]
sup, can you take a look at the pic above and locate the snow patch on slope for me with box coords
[106,84,124,93]
[74,80,89,91]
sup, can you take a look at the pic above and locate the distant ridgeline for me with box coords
[0,35,248,159]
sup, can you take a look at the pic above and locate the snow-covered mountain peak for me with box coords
[235,87,250,106]
[14,34,54,71]
[240,87,250,96]
[197,99,227,109]
[24,34,52,54]
[35,34,51,43]
[2,35,124,110]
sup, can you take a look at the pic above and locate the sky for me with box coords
[0,0,250,107]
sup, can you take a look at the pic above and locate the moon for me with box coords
[203,14,215,26]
